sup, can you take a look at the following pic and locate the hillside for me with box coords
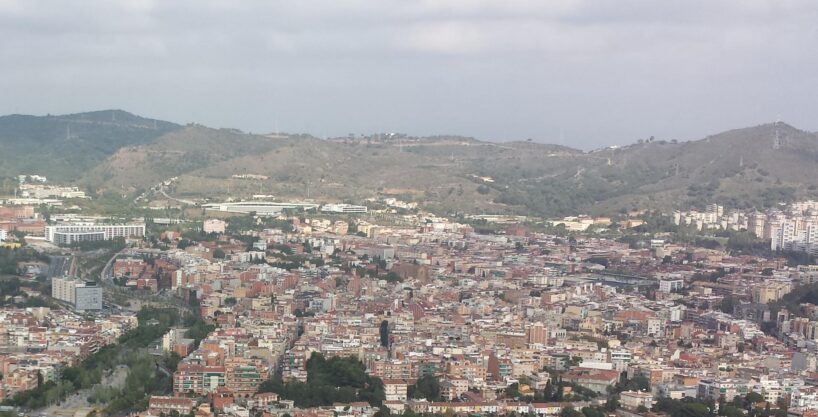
[572,123,818,213]
[0,110,179,180]
[4,110,818,217]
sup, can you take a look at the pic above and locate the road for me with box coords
[159,187,197,206]
[47,255,73,278]
[101,247,135,281]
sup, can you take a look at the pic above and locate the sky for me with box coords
[1,0,817,149]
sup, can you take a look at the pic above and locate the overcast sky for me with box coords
[1,0,817,149]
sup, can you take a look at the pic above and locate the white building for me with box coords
[0,229,7,242]
[45,223,146,244]
[202,201,319,215]
[647,318,665,337]
[321,203,368,214]
[52,276,79,304]
[659,279,684,293]
[770,218,818,254]
[610,350,632,371]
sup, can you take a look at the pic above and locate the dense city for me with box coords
[3,176,818,417]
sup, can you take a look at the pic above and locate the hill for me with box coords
[4,110,818,217]
[83,126,581,215]
[0,110,179,181]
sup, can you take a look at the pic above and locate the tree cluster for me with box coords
[258,353,385,408]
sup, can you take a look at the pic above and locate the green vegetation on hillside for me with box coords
[5,111,818,217]
[0,110,178,179]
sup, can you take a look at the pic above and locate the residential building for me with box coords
[45,222,146,244]
[203,219,226,234]
[620,390,655,410]
[52,277,102,310]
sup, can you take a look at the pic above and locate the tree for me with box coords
[384,271,402,283]
[374,406,391,417]
[745,392,764,405]
[505,383,521,399]
[614,373,650,393]
[410,375,441,401]
[213,248,226,259]
[174,238,194,249]
[654,398,712,417]
[719,405,745,417]
[581,407,606,417]
[258,353,385,407]
[679,403,710,417]
[560,406,583,417]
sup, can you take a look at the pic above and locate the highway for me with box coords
[159,187,198,206]
[47,255,73,278]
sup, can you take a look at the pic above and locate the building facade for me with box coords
[45,223,146,244]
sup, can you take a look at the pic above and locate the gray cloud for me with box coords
[1,0,817,148]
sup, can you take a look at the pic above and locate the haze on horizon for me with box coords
[1,0,817,149]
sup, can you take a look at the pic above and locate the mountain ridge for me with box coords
[2,110,817,217]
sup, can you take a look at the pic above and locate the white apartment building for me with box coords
[659,279,684,293]
[0,229,7,242]
[52,276,79,304]
[769,217,818,254]
[610,350,632,371]
[673,204,746,231]
[45,222,146,244]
